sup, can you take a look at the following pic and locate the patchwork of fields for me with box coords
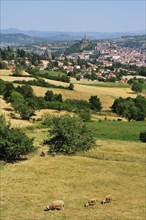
[0,72,138,110]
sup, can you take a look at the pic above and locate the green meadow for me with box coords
[88,120,146,141]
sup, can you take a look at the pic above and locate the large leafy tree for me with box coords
[131,82,143,93]
[3,82,15,101]
[9,90,26,111]
[10,91,35,120]
[44,115,95,154]
[134,95,146,121]
[16,85,34,98]
[0,115,35,162]
[139,131,146,143]
[12,67,23,76]
[111,95,146,121]
[89,96,102,111]
[44,90,54,101]
[0,79,6,95]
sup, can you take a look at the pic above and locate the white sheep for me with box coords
[101,195,112,204]
[84,198,97,207]
[44,199,64,211]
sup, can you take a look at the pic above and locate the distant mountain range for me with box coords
[1,28,145,40]
[0,28,145,45]
[0,33,48,45]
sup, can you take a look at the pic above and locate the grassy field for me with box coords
[1,138,145,220]
[0,71,145,220]
[24,120,146,143]
[74,81,146,91]
[88,120,146,141]
[77,82,130,88]
[40,70,66,77]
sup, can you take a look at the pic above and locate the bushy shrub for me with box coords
[89,96,102,112]
[13,79,69,90]
[78,109,91,122]
[68,83,74,90]
[0,79,6,95]
[3,82,15,101]
[111,96,146,121]
[0,115,35,162]
[43,115,95,154]
[44,90,63,102]
[65,99,90,111]
[139,131,146,142]
[131,82,143,93]
[42,72,70,83]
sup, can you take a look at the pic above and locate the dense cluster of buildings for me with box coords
[2,36,146,82]
[35,39,146,82]
[95,43,146,67]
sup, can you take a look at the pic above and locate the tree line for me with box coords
[111,95,146,121]
[0,79,102,120]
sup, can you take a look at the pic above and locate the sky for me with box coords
[1,0,145,32]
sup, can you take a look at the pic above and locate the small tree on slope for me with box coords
[0,115,35,162]
[43,115,95,154]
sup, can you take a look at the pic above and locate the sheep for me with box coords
[101,195,112,204]
[50,151,56,157]
[84,198,97,207]
[48,150,56,157]
[40,151,46,157]
[44,200,64,211]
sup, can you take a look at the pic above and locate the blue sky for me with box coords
[1,0,145,32]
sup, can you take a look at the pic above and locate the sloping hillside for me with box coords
[0,33,48,45]
[1,139,145,220]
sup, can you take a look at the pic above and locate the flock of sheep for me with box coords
[42,153,112,211]
[44,195,112,211]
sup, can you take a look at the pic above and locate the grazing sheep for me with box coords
[101,195,112,204]
[44,200,64,211]
[48,150,56,157]
[84,198,97,207]
[40,151,46,157]
[50,151,56,157]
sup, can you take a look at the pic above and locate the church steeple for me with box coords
[43,47,52,60]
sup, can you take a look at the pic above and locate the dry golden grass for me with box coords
[0,75,140,110]
[32,109,74,120]
[32,83,137,110]
[0,75,34,82]
[0,69,30,76]
[0,70,12,76]
[0,75,145,220]
[0,139,145,220]
[81,139,146,163]
[0,97,33,127]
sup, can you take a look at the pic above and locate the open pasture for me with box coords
[0,139,145,220]
[0,69,30,76]
[0,70,12,76]
[88,120,146,141]
[0,73,145,220]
